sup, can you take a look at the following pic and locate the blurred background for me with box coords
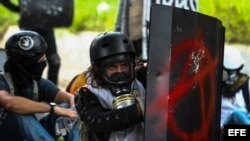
[0,0,249,89]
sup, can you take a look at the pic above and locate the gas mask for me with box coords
[100,54,135,96]
[102,62,134,96]
[222,65,248,98]
[106,71,136,109]
[100,55,136,109]
[223,65,243,85]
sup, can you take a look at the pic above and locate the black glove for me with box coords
[74,87,100,121]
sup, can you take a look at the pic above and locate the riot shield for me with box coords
[144,4,224,141]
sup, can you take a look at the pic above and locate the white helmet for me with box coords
[223,46,243,70]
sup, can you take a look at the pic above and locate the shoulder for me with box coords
[38,78,56,86]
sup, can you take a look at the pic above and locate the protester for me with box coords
[0,31,79,141]
[74,31,145,141]
[0,0,61,85]
[220,46,250,136]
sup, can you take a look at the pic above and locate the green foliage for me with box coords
[198,0,250,44]
[0,3,19,38]
[0,0,118,36]
[0,0,249,44]
[69,0,118,33]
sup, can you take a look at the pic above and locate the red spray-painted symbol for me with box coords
[148,28,220,141]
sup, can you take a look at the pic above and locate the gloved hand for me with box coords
[74,86,100,120]
[55,117,79,136]
[135,96,145,117]
[55,117,73,136]
[55,107,79,136]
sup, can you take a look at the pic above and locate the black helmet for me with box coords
[4,31,48,86]
[5,30,47,62]
[89,31,136,65]
[89,32,137,96]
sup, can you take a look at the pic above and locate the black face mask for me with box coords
[30,61,47,80]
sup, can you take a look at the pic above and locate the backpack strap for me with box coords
[3,72,15,95]
[0,72,14,125]
[3,72,39,101]
[32,80,39,101]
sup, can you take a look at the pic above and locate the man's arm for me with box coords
[0,90,52,114]
[53,90,76,107]
[0,90,78,121]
